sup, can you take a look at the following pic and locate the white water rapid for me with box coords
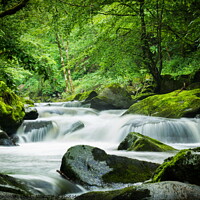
[0,102,200,196]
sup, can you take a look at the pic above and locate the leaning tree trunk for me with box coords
[139,0,163,92]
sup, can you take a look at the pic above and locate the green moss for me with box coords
[76,185,151,200]
[131,92,155,102]
[151,148,200,183]
[125,89,200,118]
[65,91,97,102]
[102,155,158,183]
[118,132,176,152]
[0,81,25,134]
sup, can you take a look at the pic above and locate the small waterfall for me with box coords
[119,115,200,143]
[18,120,59,142]
[17,103,200,144]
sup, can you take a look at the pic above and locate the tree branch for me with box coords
[96,11,137,17]
[0,0,30,18]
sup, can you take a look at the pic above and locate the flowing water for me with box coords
[0,102,200,196]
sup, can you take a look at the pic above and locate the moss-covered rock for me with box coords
[60,145,159,188]
[75,181,200,200]
[131,92,155,103]
[91,84,133,110]
[124,89,200,118]
[151,147,200,185]
[118,132,176,152]
[65,91,98,102]
[0,81,25,135]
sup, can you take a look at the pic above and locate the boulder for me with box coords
[75,181,200,200]
[74,90,98,102]
[118,132,176,152]
[0,81,25,135]
[152,147,200,185]
[23,106,38,120]
[131,92,155,103]
[65,91,98,103]
[124,89,200,118]
[0,174,32,195]
[91,84,133,110]
[60,145,159,188]
[0,130,15,146]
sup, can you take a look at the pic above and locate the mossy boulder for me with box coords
[118,132,176,152]
[75,181,200,200]
[0,130,15,146]
[131,92,155,103]
[124,89,200,118]
[65,91,98,103]
[60,145,159,188]
[152,147,200,185]
[0,81,25,135]
[91,84,133,110]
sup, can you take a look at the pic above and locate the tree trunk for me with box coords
[56,34,69,93]
[139,0,162,92]
[65,40,74,92]
[156,0,164,74]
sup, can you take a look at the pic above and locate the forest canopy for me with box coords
[0,0,199,100]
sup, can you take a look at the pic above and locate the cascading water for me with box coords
[0,102,200,196]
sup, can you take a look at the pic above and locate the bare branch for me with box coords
[0,0,30,18]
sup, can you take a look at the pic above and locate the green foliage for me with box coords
[0,0,199,99]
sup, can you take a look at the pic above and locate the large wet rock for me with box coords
[91,84,133,110]
[0,81,25,135]
[118,132,176,152]
[0,174,32,195]
[23,106,38,120]
[0,130,15,146]
[152,147,200,185]
[60,145,159,188]
[75,181,200,200]
[124,89,200,118]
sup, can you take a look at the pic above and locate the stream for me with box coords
[0,101,200,196]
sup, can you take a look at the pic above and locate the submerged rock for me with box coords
[124,89,200,118]
[60,145,159,188]
[91,84,133,110]
[64,121,84,134]
[0,130,15,146]
[0,174,32,195]
[118,132,176,152]
[0,81,25,135]
[152,147,200,185]
[75,181,200,200]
